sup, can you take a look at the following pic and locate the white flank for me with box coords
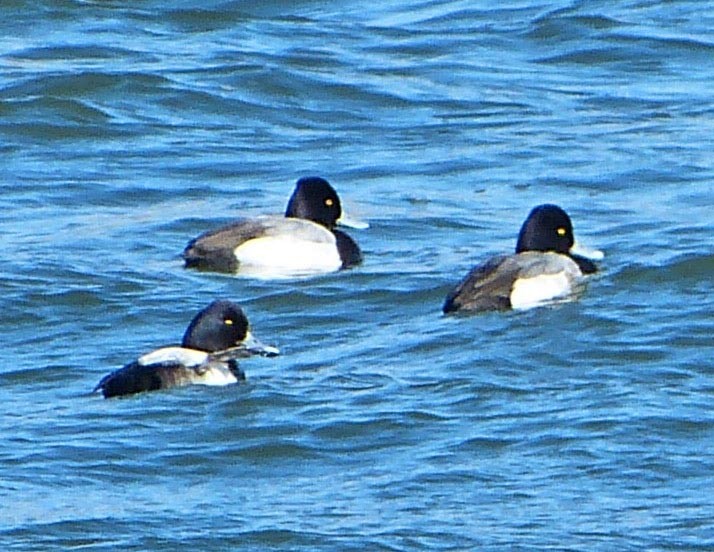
[138,346,208,367]
[194,367,239,386]
[234,235,342,279]
[510,272,574,310]
[139,347,239,387]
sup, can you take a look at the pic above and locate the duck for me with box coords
[94,300,279,398]
[183,176,368,279]
[442,204,602,313]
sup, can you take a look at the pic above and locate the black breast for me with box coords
[333,229,362,268]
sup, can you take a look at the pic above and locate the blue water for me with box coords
[2,1,713,550]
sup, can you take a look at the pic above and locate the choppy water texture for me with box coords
[2,1,713,550]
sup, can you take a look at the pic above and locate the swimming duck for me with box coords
[94,300,278,398]
[183,176,367,279]
[443,204,602,313]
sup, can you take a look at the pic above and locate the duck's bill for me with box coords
[570,241,604,260]
[242,331,280,357]
[337,213,369,230]
[216,332,280,359]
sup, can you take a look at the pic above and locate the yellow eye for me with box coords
[557,227,567,236]
[224,319,234,326]
[325,198,334,207]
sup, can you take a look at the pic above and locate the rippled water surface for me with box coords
[2,1,713,550]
